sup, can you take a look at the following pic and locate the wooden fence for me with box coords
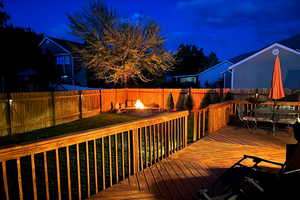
[0,111,189,200]
[0,88,228,136]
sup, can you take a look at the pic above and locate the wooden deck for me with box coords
[91,126,297,200]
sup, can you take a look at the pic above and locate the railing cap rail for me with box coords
[0,111,188,161]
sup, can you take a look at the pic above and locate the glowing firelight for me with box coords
[135,99,145,109]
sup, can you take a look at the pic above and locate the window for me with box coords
[56,56,71,65]
[64,56,71,64]
[56,56,64,64]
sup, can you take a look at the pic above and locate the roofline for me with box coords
[174,60,234,78]
[174,74,199,78]
[39,36,72,54]
[228,43,300,70]
[199,60,233,75]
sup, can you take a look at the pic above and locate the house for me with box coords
[174,34,300,89]
[174,61,233,87]
[224,35,300,89]
[39,36,88,86]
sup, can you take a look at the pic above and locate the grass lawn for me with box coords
[0,112,140,148]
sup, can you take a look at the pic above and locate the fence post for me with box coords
[99,89,102,113]
[51,91,56,126]
[79,90,83,119]
[193,111,198,142]
[7,92,13,135]
[184,115,188,146]
[132,128,139,174]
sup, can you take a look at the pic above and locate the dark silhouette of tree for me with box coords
[0,1,9,27]
[172,44,220,75]
[68,0,174,87]
[0,2,56,92]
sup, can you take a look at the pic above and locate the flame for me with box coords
[135,99,145,109]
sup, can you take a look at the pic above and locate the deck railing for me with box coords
[192,102,233,143]
[0,111,189,200]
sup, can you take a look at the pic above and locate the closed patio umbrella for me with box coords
[268,55,285,132]
[268,55,285,100]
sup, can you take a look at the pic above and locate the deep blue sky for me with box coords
[4,0,300,60]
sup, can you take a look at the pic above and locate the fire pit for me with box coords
[116,99,162,117]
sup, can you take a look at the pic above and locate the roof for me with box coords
[174,60,233,78]
[49,37,84,50]
[228,43,300,70]
[228,51,257,64]
[199,60,233,74]
[278,34,300,51]
[39,36,83,53]
[228,34,300,64]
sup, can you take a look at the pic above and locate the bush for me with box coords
[166,93,174,111]
[183,94,193,110]
[224,92,234,101]
[200,93,212,108]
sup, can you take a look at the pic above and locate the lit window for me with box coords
[64,56,71,64]
[56,56,64,64]
[56,56,71,64]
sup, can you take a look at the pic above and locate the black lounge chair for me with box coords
[198,123,300,200]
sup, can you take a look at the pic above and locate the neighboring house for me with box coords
[223,35,300,89]
[39,36,88,86]
[174,61,232,87]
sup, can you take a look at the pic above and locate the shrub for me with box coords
[166,93,174,111]
[224,92,234,101]
[183,93,193,110]
[200,93,212,108]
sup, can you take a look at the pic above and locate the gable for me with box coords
[232,45,300,89]
[39,37,71,55]
[229,43,300,70]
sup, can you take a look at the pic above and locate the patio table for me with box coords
[252,107,300,133]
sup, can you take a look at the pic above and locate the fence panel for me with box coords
[82,90,101,118]
[54,91,80,125]
[10,92,53,134]
[0,94,9,136]
[100,89,116,112]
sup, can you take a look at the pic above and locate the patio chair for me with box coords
[197,142,300,200]
[237,105,257,132]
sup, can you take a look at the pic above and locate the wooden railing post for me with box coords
[193,111,198,142]
[132,128,139,174]
[184,116,188,147]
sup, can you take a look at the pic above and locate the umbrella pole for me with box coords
[272,100,276,134]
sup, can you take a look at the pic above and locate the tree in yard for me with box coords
[172,44,220,76]
[68,1,174,87]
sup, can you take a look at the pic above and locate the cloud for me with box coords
[177,0,300,29]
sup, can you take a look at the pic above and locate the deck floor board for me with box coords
[91,127,296,200]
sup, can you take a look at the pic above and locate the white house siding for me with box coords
[231,45,300,89]
[198,61,232,87]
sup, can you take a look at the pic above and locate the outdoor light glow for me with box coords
[135,99,145,109]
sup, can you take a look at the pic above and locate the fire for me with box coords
[135,99,145,109]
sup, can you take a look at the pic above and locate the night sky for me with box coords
[5,0,300,60]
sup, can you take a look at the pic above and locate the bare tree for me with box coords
[68,1,174,87]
